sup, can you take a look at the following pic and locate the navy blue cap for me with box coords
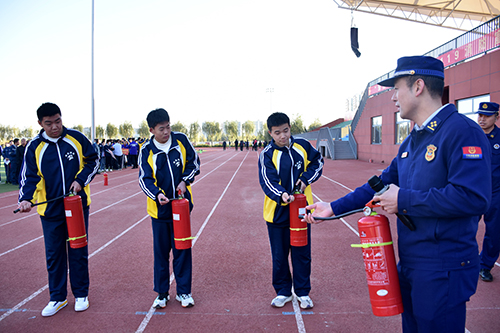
[378,56,445,87]
[475,102,499,115]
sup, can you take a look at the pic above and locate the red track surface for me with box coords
[1,148,499,332]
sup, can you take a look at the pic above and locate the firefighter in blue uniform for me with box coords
[303,56,491,332]
[258,112,323,309]
[476,102,500,282]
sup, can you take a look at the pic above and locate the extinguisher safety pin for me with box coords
[351,241,393,248]
[174,236,196,241]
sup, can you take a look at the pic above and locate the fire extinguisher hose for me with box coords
[13,192,72,213]
[298,207,365,220]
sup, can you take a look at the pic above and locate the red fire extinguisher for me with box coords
[352,213,403,317]
[289,189,308,247]
[171,191,193,250]
[103,173,108,186]
[64,194,88,249]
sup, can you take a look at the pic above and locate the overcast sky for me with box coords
[0,0,463,132]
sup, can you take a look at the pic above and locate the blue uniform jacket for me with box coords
[18,127,99,218]
[259,136,323,226]
[138,132,200,220]
[331,104,491,270]
[487,125,500,194]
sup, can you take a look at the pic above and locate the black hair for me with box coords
[146,108,170,129]
[405,75,444,99]
[266,112,290,131]
[37,102,61,121]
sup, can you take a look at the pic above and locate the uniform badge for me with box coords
[401,152,408,158]
[494,144,500,150]
[462,146,483,159]
[425,145,437,162]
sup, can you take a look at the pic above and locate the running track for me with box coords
[0,148,499,332]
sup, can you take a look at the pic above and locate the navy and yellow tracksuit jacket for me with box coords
[138,132,200,220]
[18,127,99,218]
[259,137,323,226]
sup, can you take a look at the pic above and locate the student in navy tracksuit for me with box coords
[258,112,323,309]
[476,102,500,282]
[303,56,491,333]
[138,108,200,309]
[17,103,99,317]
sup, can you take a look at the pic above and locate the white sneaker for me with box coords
[75,297,89,312]
[271,295,292,308]
[41,300,68,316]
[153,295,170,309]
[175,294,194,308]
[297,296,314,309]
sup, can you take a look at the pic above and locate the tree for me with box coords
[137,120,150,139]
[257,123,270,141]
[0,125,19,140]
[83,127,91,139]
[19,127,34,139]
[171,121,188,134]
[189,122,200,143]
[202,121,221,144]
[224,121,238,142]
[290,114,306,135]
[106,123,118,139]
[96,125,105,139]
[242,120,255,140]
[72,124,84,133]
[119,121,134,138]
[307,118,322,132]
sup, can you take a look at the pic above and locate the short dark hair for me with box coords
[147,108,170,129]
[405,75,444,99]
[267,112,290,130]
[37,103,61,121]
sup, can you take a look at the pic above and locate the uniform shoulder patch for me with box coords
[462,146,483,159]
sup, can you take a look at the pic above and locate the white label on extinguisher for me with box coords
[65,210,72,217]
[299,208,306,215]
[173,213,180,221]
[376,289,389,296]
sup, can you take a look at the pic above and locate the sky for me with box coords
[0,0,464,133]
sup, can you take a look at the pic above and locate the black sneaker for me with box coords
[479,268,493,282]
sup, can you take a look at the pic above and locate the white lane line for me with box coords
[0,212,38,228]
[0,235,44,258]
[291,287,306,333]
[0,216,147,323]
[321,175,354,192]
[135,152,249,333]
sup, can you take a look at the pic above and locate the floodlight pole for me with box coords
[91,0,95,142]
[266,88,274,113]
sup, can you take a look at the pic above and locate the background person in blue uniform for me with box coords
[476,102,500,282]
[303,56,491,332]
[17,103,99,316]
[138,108,200,309]
[258,112,323,309]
